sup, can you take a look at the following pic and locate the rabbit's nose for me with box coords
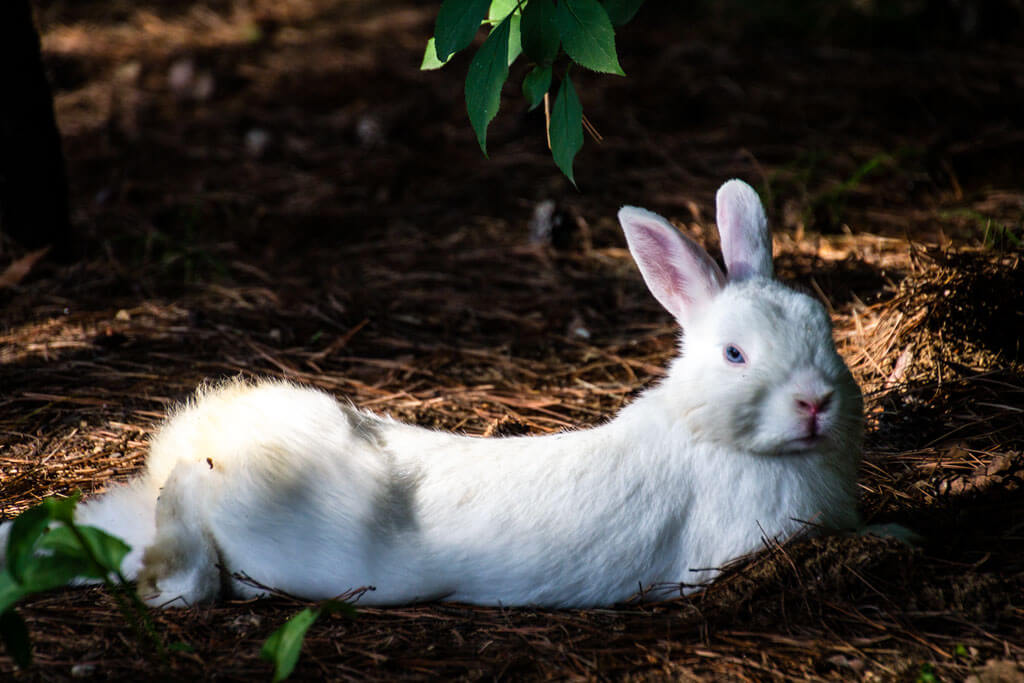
[795,391,833,417]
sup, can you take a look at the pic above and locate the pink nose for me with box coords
[795,392,833,417]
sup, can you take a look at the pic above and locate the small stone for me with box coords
[193,72,215,101]
[228,613,263,633]
[568,313,590,340]
[168,59,195,96]
[965,658,1024,683]
[987,454,1013,476]
[168,58,215,100]
[355,115,384,148]
[827,655,865,672]
[245,128,271,158]
[71,662,97,678]
[528,200,557,244]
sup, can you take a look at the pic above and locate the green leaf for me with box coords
[434,0,492,62]
[0,610,32,668]
[550,72,584,185]
[555,0,624,75]
[465,15,511,154]
[62,526,129,574]
[507,12,523,66]
[46,493,80,526]
[522,65,552,111]
[487,0,517,19]
[487,1,522,68]
[78,526,131,574]
[601,0,645,26]
[0,572,27,615]
[19,553,86,593]
[261,607,321,683]
[37,526,130,577]
[4,493,81,581]
[520,0,560,65]
[420,38,450,70]
[5,505,52,582]
[32,527,88,565]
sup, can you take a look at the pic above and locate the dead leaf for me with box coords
[0,247,50,288]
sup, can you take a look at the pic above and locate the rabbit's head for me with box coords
[618,180,862,458]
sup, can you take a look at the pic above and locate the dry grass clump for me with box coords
[852,247,1023,387]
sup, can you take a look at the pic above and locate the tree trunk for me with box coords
[0,0,75,261]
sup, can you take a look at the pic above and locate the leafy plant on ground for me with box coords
[0,492,164,668]
[422,0,646,184]
[0,494,356,680]
[941,207,1024,250]
[810,152,895,229]
[261,599,356,682]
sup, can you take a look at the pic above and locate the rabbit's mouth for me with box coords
[780,433,827,453]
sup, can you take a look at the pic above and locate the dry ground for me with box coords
[2,0,1023,679]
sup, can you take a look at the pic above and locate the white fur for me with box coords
[0,180,864,608]
[716,179,773,281]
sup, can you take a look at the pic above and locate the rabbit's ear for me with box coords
[716,179,773,281]
[619,206,725,322]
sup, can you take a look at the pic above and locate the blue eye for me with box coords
[724,345,746,364]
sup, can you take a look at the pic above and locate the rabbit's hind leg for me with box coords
[136,460,223,608]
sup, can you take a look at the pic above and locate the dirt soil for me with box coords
[2,0,1024,679]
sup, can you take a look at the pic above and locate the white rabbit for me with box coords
[1,180,864,608]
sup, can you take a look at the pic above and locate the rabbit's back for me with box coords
[136,380,699,606]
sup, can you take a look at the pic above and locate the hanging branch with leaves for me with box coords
[422,0,645,185]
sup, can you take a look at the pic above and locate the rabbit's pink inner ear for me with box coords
[618,206,725,322]
[716,179,773,281]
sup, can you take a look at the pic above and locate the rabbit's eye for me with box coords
[724,345,746,364]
